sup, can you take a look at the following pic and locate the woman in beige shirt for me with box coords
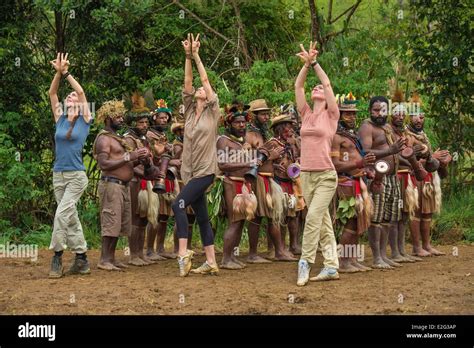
[171,34,220,277]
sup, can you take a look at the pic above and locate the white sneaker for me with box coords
[310,267,340,281]
[297,259,311,286]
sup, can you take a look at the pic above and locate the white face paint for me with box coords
[379,102,388,117]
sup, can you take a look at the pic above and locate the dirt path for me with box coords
[0,244,472,315]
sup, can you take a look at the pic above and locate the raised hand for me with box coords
[50,52,61,72]
[59,52,70,74]
[191,33,200,56]
[307,41,319,61]
[182,33,191,54]
[296,41,318,65]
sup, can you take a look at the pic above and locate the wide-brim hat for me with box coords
[249,99,271,112]
[339,103,359,113]
[270,114,296,129]
[171,122,184,134]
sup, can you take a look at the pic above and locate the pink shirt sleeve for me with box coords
[298,102,311,119]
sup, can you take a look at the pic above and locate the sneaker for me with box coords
[190,261,219,275]
[296,259,311,286]
[310,267,340,282]
[48,255,63,279]
[177,250,194,277]
[65,257,91,276]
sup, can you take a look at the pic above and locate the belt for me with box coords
[101,176,129,186]
[226,175,246,182]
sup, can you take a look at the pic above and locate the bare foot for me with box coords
[147,253,167,261]
[350,260,372,271]
[382,257,402,267]
[246,255,272,264]
[128,257,147,266]
[338,262,360,273]
[232,257,246,268]
[413,248,431,257]
[403,253,422,262]
[220,260,243,270]
[274,252,297,262]
[397,253,416,263]
[139,256,155,265]
[424,247,445,256]
[266,249,275,260]
[158,252,177,259]
[391,255,412,263]
[113,261,129,269]
[98,262,123,271]
[372,259,394,270]
[289,247,302,255]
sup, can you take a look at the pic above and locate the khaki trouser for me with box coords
[300,170,339,269]
[50,171,88,253]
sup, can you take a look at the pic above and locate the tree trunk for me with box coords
[230,0,252,69]
[308,0,324,51]
[54,10,65,52]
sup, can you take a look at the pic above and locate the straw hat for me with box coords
[249,99,271,112]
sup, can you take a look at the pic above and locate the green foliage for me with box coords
[335,196,356,226]
[0,0,470,247]
[407,0,473,193]
[432,188,474,243]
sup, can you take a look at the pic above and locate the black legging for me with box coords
[172,174,215,247]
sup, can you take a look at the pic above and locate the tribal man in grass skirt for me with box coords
[122,91,157,267]
[331,94,376,273]
[389,100,424,263]
[217,102,258,269]
[145,99,180,260]
[270,112,303,257]
[277,103,306,255]
[404,94,451,257]
[244,99,275,263]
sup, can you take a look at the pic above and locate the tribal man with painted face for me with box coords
[331,95,376,273]
[270,113,302,257]
[389,102,424,263]
[122,94,156,267]
[217,102,258,269]
[145,99,179,260]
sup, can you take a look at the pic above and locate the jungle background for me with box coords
[0,0,472,249]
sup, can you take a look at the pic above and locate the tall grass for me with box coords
[432,187,474,242]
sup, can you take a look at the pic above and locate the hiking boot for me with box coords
[49,255,63,279]
[296,259,311,286]
[190,261,219,275]
[65,256,91,276]
[177,250,194,277]
[310,267,340,282]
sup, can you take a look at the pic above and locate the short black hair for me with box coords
[369,96,389,111]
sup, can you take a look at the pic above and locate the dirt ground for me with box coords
[0,244,472,315]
